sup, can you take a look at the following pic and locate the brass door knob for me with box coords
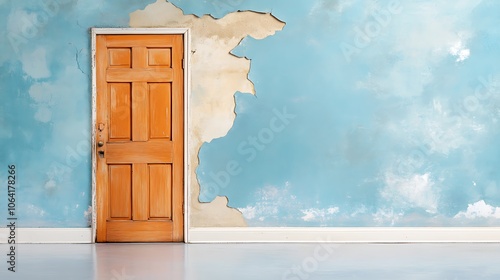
[98,141,104,147]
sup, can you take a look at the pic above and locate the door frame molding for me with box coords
[91,28,190,243]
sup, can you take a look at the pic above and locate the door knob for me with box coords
[98,141,104,147]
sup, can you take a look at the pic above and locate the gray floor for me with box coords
[1,243,500,279]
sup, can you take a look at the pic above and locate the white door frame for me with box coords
[90,28,191,243]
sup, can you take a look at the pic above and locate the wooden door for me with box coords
[95,34,184,242]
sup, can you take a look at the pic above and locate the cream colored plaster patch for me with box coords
[130,0,285,227]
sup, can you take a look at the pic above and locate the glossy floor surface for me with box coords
[1,243,500,279]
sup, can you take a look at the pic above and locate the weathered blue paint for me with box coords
[196,0,500,226]
[0,0,155,227]
[2,0,500,228]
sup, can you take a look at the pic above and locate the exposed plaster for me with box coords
[130,0,285,227]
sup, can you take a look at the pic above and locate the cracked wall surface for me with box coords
[130,0,285,227]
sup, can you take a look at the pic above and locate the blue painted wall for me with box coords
[0,0,155,227]
[194,0,500,226]
[1,0,500,228]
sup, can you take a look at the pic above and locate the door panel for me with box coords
[108,83,132,141]
[150,83,172,139]
[108,48,131,68]
[108,165,132,219]
[148,48,172,67]
[96,34,184,242]
[149,164,172,219]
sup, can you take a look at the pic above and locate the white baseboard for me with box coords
[187,227,500,243]
[0,228,92,244]
[2,227,499,243]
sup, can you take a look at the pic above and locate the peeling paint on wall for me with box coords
[130,0,285,226]
[3,0,500,230]
[196,0,500,227]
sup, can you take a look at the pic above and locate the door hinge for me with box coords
[182,58,185,69]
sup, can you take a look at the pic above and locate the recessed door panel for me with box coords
[149,164,172,219]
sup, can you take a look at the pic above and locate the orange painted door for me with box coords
[95,34,184,242]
